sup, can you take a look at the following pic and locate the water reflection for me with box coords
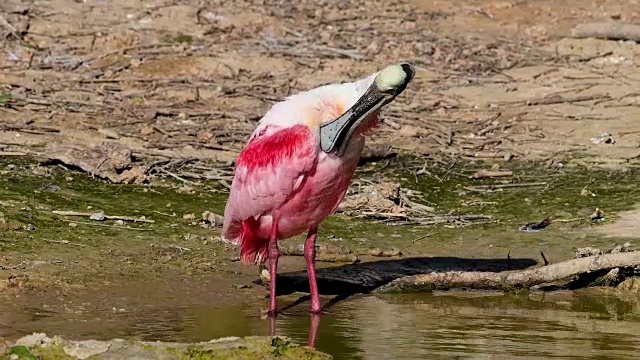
[4,290,640,359]
[257,291,640,359]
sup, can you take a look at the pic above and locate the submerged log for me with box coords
[374,251,640,293]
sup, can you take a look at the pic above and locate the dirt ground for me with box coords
[2,0,640,349]
[1,0,640,172]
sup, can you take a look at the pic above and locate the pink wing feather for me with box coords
[222,124,318,246]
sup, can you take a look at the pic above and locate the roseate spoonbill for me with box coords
[222,63,415,315]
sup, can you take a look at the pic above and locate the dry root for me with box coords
[337,180,492,227]
[41,142,147,184]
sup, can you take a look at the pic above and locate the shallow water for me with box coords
[2,159,640,358]
[3,287,640,359]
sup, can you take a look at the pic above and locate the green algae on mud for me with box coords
[1,154,639,293]
[0,333,331,360]
[0,156,234,290]
[1,155,640,357]
[382,157,640,224]
[326,156,640,260]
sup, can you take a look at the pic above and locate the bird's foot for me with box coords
[260,308,284,320]
[310,306,324,315]
[312,306,337,316]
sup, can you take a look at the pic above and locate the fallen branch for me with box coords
[400,193,435,213]
[0,263,21,270]
[278,242,402,262]
[526,93,611,106]
[0,14,23,41]
[571,22,640,42]
[464,182,547,192]
[374,251,640,293]
[44,239,88,247]
[367,248,403,257]
[470,170,514,179]
[279,243,359,263]
[52,210,154,223]
[159,168,198,184]
[68,221,153,231]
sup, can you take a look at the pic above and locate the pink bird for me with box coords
[222,63,415,315]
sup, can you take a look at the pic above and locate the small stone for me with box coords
[610,242,633,254]
[114,220,124,226]
[260,268,270,283]
[89,211,106,221]
[63,340,111,359]
[98,128,120,139]
[15,332,49,347]
[69,222,77,228]
[590,208,604,221]
[39,184,61,192]
[183,213,196,221]
[176,185,194,194]
[618,277,640,292]
[197,129,214,142]
[141,126,154,136]
[202,211,224,227]
[575,247,602,258]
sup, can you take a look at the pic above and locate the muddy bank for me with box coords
[0,333,330,360]
[2,155,639,293]
[1,154,640,348]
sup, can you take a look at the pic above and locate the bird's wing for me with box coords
[222,124,318,242]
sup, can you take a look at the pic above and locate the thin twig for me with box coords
[52,210,154,223]
[44,239,88,247]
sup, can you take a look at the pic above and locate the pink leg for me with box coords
[307,313,321,347]
[304,227,322,313]
[269,316,277,336]
[268,217,280,316]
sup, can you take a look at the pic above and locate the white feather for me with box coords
[249,72,379,138]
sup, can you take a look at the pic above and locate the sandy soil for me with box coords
[1,0,639,170]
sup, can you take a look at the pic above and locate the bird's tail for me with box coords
[239,217,270,265]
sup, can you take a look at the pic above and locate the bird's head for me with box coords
[319,62,415,157]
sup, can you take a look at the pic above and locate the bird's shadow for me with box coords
[264,256,538,310]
